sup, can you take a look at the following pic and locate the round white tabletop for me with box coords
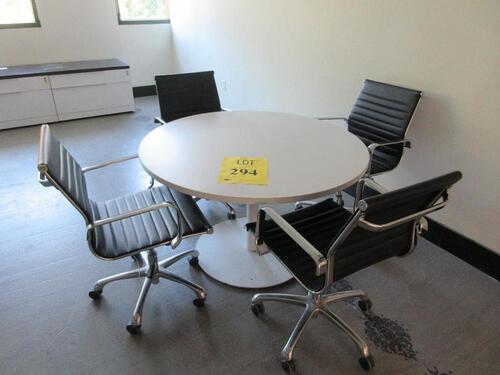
[139,111,369,288]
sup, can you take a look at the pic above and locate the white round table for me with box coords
[139,111,369,289]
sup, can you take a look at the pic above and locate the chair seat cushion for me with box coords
[248,200,351,291]
[90,185,211,259]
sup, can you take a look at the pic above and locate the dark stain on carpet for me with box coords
[328,279,420,362]
[426,366,453,375]
[362,311,418,361]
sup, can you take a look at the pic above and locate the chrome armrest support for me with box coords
[38,173,52,187]
[87,202,183,249]
[353,177,369,210]
[367,139,411,154]
[327,210,364,259]
[316,116,347,122]
[221,107,232,112]
[154,117,168,126]
[323,209,365,286]
[357,198,448,233]
[363,178,388,193]
[37,162,52,187]
[82,154,139,173]
[417,217,429,235]
[353,177,390,211]
[366,139,411,176]
[257,207,328,276]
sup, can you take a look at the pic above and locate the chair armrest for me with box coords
[82,154,139,173]
[87,201,183,249]
[154,117,168,125]
[316,116,348,123]
[357,197,448,233]
[256,207,328,276]
[365,139,411,176]
[221,107,232,112]
[367,139,411,154]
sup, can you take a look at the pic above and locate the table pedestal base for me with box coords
[196,218,293,289]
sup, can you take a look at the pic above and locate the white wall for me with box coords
[0,0,172,86]
[170,0,500,252]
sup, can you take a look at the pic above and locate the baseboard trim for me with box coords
[133,85,156,97]
[344,185,499,281]
[422,219,499,281]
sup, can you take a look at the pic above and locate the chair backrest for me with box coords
[38,124,92,221]
[347,79,422,173]
[155,71,222,123]
[331,171,462,281]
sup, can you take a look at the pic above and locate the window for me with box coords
[116,0,170,25]
[0,0,40,29]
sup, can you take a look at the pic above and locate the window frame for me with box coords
[115,0,170,25]
[0,0,41,29]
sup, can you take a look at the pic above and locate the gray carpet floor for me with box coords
[0,97,498,375]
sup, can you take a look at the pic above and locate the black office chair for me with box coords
[155,70,224,123]
[248,171,462,372]
[152,71,236,219]
[37,124,213,334]
[298,79,422,208]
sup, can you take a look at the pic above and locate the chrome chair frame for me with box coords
[252,185,449,371]
[297,81,422,209]
[38,136,211,334]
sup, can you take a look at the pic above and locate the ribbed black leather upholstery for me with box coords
[361,171,462,224]
[38,125,92,220]
[155,71,222,123]
[90,185,212,259]
[347,80,421,175]
[249,172,462,292]
[248,200,350,291]
[38,125,212,260]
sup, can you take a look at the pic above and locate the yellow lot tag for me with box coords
[218,157,268,185]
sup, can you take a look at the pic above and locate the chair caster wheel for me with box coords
[227,212,236,220]
[189,256,199,267]
[251,302,265,316]
[126,324,141,335]
[88,290,102,300]
[358,299,372,312]
[193,298,205,307]
[359,355,375,371]
[281,359,296,373]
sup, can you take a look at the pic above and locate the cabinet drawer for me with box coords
[0,76,51,94]
[49,69,130,89]
[52,81,134,115]
[0,89,57,122]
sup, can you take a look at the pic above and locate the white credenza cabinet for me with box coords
[0,59,135,130]
[0,76,58,130]
[50,69,134,121]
